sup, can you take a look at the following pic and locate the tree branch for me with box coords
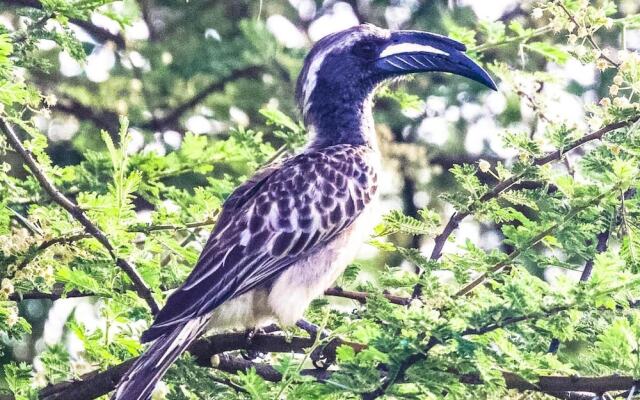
[10,285,413,309]
[32,330,339,400]
[52,67,266,133]
[412,115,640,299]
[454,188,611,297]
[549,189,635,353]
[9,285,93,301]
[53,95,120,134]
[140,66,264,131]
[14,232,89,274]
[557,3,619,68]
[324,287,410,305]
[9,297,633,400]
[0,0,126,49]
[0,119,159,314]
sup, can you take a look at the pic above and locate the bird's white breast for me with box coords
[267,199,379,326]
[207,198,379,331]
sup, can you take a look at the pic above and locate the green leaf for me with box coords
[527,42,570,64]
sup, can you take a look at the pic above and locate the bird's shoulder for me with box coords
[217,144,379,225]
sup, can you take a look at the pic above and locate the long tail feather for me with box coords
[112,316,209,400]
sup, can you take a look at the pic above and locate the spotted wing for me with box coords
[142,145,377,342]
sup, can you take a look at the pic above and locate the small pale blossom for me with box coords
[613,96,630,107]
[161,52,173,65]
[574,45,588,58]
[588,116,603,129]
[44,94,57,106]
[609,84,619,96]
[151,381,169,400]
[532,8,544,19]
[605,18,614,29]
[1,278,14,296]
[618,50,631,62]
[613,75,624,85]
[599,97,611,107]
[6,307,18,327]
[478,159,491,173]
[130,79,143,92]
[568,34,578,44]
[596,58,609,71]
[577,26,588,37]
[551,17,564,32]
[33,370,47,387]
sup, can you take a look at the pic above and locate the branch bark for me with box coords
[11,286,412,307]
[53,96,120,133]
[0,119,159,314]
[324,287,410,305]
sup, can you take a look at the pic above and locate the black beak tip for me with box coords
[461,56,498,91]
[483,75,498,91]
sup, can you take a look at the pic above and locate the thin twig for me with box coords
[558,3,620,68]
[14,232,89,273]
[324,287,411,305]
[14,214,218,273]
[412,115,640,300]
[549,189,636,353]
[470,26,554,53]
[0,118,159,314]
[455,186,613,297]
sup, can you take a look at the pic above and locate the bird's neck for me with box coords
[304,89,377,150]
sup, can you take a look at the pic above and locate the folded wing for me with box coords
[142,144,377,342]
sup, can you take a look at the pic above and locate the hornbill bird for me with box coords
[113,23,496,399]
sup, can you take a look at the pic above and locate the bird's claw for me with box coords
[310,338,340,370]
[240,327,266,360]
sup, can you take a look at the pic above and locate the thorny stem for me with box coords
[557,2,620,69]
[364,272,640,400]
[411,115,640,300]
[455,187,613,297]
[0,118,160,314]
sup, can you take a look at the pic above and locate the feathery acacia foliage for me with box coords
[2,0,640,399]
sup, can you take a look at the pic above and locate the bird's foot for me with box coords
[295,319,336,369]
[244,327,258,345]
[240,327,266,361]
[310,338,342,370]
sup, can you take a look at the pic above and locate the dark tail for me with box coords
[112,316,209,400]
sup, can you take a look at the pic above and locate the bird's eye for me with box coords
[352,42,378,59]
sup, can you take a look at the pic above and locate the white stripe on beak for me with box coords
[379,42,449,58]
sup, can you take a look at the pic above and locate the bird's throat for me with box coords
[306,91,377,150]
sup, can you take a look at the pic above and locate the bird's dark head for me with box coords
[296,24,497,146]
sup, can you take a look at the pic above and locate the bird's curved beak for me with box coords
[376,30,497,91]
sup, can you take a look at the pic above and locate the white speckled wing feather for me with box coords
[141,144,378,342]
